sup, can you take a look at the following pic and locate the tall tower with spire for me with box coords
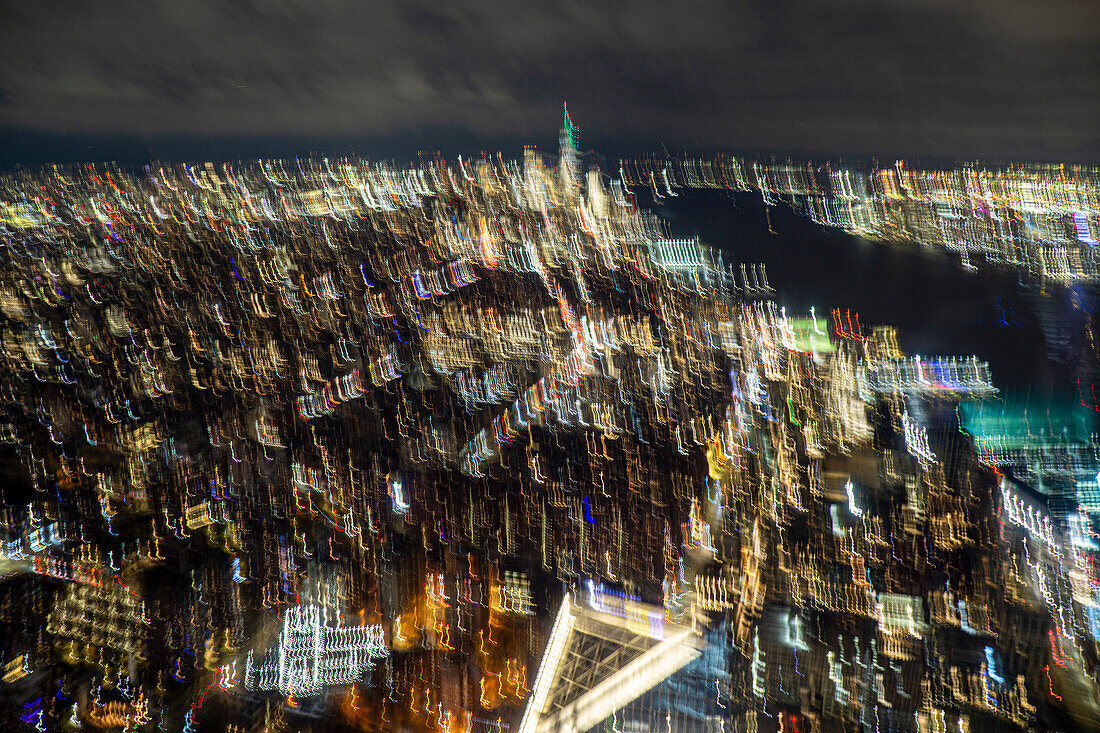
[559,102,581,201]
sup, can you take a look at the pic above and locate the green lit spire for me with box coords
[562,102,578,149]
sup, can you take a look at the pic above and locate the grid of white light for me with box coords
[244,604,388,696]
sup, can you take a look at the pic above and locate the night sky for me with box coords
[1,0,1097,165]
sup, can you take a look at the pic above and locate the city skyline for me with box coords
[3,3,1100,731]
[2,115,1099,730]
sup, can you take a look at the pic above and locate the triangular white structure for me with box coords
[520,586,706,733]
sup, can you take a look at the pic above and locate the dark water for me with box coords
[653,190,1097,402]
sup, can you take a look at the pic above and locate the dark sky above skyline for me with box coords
[1,0,1098,165]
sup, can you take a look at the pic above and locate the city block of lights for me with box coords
[0,108,1098,731]
[625,155,1100,283]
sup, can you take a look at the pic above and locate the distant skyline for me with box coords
[2,0,1098,166]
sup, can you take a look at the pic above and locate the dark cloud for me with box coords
[0,0,1096,161]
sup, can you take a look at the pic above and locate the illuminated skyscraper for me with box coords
[560,102,582,201]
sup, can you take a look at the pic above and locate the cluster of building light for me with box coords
[625,156,1100,282]
[0,114,1096,731]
